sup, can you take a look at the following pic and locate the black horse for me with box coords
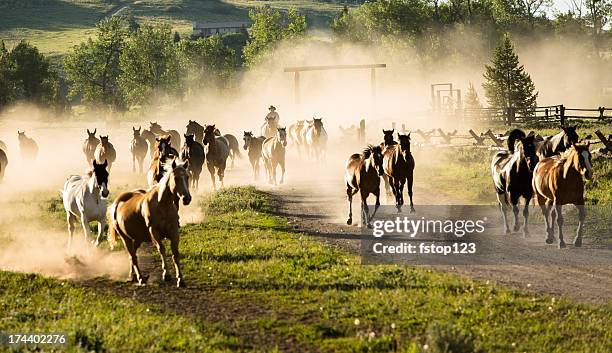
[536,125,579,158]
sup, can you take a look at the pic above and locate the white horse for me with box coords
[62,160,109,248]
[305,118,328,160]
[262,127,287,185]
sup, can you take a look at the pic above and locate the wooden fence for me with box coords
[459,105,611,125]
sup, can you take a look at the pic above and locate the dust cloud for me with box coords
[0,29,608,280]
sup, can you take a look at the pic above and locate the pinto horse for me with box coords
[180,134,205,190]
[203,124,230,190]
[82,129,99,164]
[383,133,415,213]
[533,143,593,248]
[491,129,539,235]
[345,145,385,227]
[147,135,179,187]
[536,125,579,158]
[109,159,191,287]
[130,127,148,174]
[243,131,264,181]
[262,127,287,185]
[62,160,109,248]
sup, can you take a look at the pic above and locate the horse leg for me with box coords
[555,203,565,248]
[132,153,136,173]
[360,192,371,228]
[383,174,392,197]
[79,212,93,243]
[496,193,510,234]
[94,217,105,247]
[279,156,285,184]
[510,193,521,233]
[371,188,381,219]
[207,163,216,190]
[149,227,170,282]
[407,172,415,213]
[522,195,531,237]
[170,235,185,288]
[66,213,76,250]
[271,160,278,185]
[346,185,357,225]
[573,204,585,247]
[126,239,146,285]
[218,163,226,188]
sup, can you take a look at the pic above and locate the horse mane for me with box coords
[507,129,526,153]
[362,145,381,159]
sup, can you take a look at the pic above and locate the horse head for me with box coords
[92,159,109,198]
[184,133,195,146]
[364,145,384,176]
[17,131,25,140]
[313,118,324,133]
[87,128,97,139]
[561,125,579,149]
[100,135,110,145]
[164,159,191,206]
[243,131,253,150]
[277,127,287,147]
[397,133,411,153]
[516,135,539,172]
[383,129,395,145]
[149,121,162,134]
[203,125,216,145]
[565,143,593,180]
[133,126,141,138]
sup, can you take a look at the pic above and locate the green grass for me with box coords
[1,187,611,352]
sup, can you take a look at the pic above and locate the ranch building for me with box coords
[192,21,250,38]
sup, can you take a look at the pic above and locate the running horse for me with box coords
[94,135,117,171]
[243,131,264,181]
[491,129,539,235]
[82,129,99,164]
[186,120,205,142]
[383,133,415,213]
[147,135,179,187]
[130,127,148,174]
[288,120,306,155]
[62,160,110,248]
[180,134,205,190]
[149,122,181,149]
[141,128,157,158]
[262,127,287,185]
[305,118,328,160]
[109,159,191,287]
[17,131,38,160]
[203,124,230,190]
[533,143,593,248]
[345,145,385,227]
[536,125,580,158]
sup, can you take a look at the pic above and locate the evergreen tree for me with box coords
[464,82,482,109]
[482,35,538,112]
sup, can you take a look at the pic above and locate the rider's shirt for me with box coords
[266,111,280,124]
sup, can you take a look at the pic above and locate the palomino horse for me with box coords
[262,127,287,185]
[62,160,109,248]
[147,135,179,187]
[109,159,191,287]
[243,131,264,181]
[203,125,230,190]
[261,118,279,139]
[149,121,181,149]
[305,118,328,160]
[17,131,38,160]
[130,127,148,174]
[0,147,8,183]
[383,133,415,213]
[345,145,385,227]
[141,129,157,158]
[536,125,580,158]
[533,143,593,248]
[288,120,306,154]
[94,135,117,171]
[491,129,539,235]
[180,134,205,190]
[186,120,205,142]
[82,129,99,164]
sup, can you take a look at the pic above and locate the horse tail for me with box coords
[107,199,126,250]
[507,129,526,153]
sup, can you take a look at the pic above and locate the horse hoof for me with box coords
[504,228,511,234]
[558,241,566,249]
[410,208,416,214]
[366,223,373,229]
[162,272,170,282]
[545,236,555,244]
[513,225,521,233]
[347,218,352,225]
[523,229,529,237]
[573,238,582,247]
[177,279,186,288]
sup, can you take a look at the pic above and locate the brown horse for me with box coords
[345,145,385,227]
[243,131,264,181]
[0,147,7,183]
[130,127,148,174]
[186,120,205,142]
[533,143,593,248]
[491,129,539,235]
[180,134,205,190]
[147,135,179,187]
[149,121,181,149]
[536,125,580,158]
[109,159,191,287]
[223,133,241,168]
[383,133,415,213]
[262,127,287,185]
[82,129,99,164]
[381,129,397,148]
[17,131,38,160]
[203,124,229,190]
[141,129,157,158]
[94,135,116,171]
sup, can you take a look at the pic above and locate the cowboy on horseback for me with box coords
[262,105,280,138]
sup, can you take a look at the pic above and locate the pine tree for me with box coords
[464,82,482,110]
[482,35,538,113]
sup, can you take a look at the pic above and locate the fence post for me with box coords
[560,105,565,126]
[599,106,605,121]
[545,108,549,120]
[401,123,406,133]
[359,119,366,144]
[391,122,396,131]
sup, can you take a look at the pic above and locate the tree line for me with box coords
[0,0,610,114]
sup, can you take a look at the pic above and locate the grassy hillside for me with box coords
[0,0,343,62]
[1,187,611,352]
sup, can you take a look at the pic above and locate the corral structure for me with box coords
[192,21,249,38]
